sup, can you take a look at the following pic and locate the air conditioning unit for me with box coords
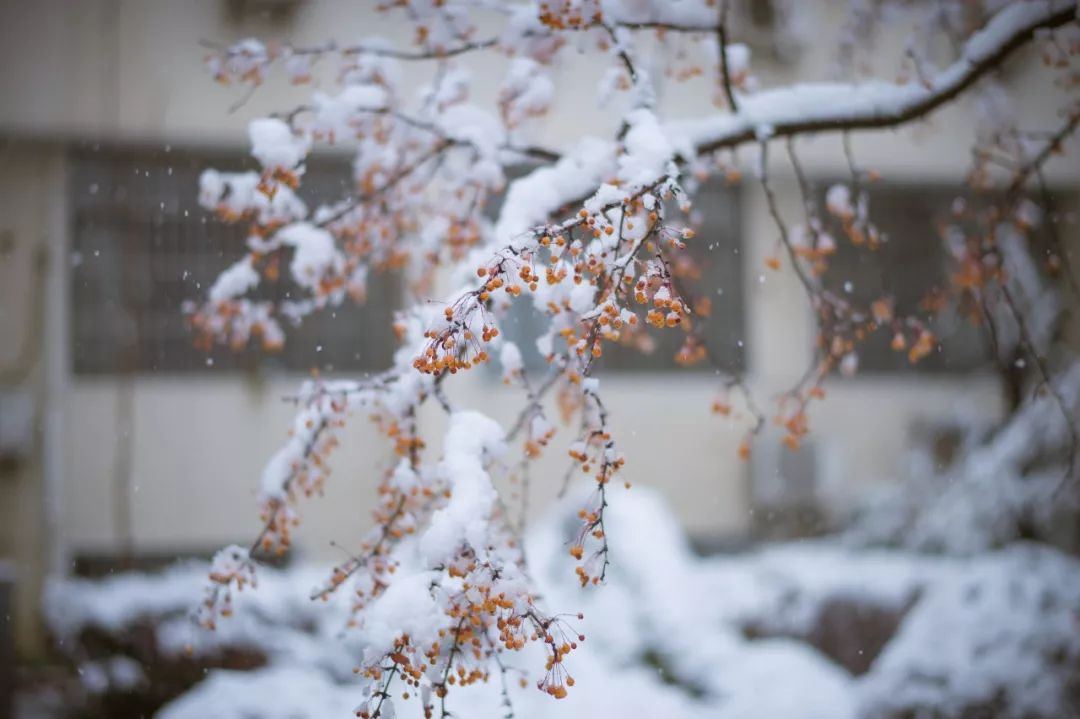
[750,437,827,539]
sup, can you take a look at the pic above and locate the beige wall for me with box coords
[0,0,1076,655]
[2,0,1077,181]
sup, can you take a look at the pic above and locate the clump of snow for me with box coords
[568,281,596,314]
[826,184,854,221]
[420,411,506,565]
[248,118,310,171]
[436,104,506,163]
[305,84,389,141]
[206,38,269,85]
[198,170,307,225]
[603,0,716,29]
[353,569,443,666]
[499,341,523,382]
[258,382,357,501]
[207,257,259,303]
[340,38,403,94]
[618,109,675,187]
[277,222,345,294]
[725,43,751,82]
[499,57,554,128]
[494,137,614,246]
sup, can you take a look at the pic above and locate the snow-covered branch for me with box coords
[669,1,1078,157]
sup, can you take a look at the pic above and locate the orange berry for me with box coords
[738,439,751,461]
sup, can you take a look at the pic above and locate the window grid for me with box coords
[498,181,747,375]
[817,183,991,374]
[69,145,399,375]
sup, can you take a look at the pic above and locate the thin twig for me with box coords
[717,0,739,113]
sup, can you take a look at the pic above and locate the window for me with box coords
[598,182,745,373]
[498,180,746,374]
[818,183,991,373]
[69,145,400,375]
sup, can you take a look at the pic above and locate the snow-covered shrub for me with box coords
[46,488,1080,719]
[858,544,1080,718]
[849,362,1080,554]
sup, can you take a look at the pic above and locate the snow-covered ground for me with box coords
[44,486,1080,719]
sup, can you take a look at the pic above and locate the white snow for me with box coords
[420,411,506,565]
[277,222,345,293]
[355,569,444,664]
[603,0,717,29]
[499,57,555,127]
[257,384,354,501]
[207,257,260,303]
[664,1,1075,157]
[858,544,1080,717]
[306,84,389,141]
[499,341,523,381]
[568,281,596,314]
[725,43,751,80]
[79,656,145,695]
[436,104,506,162]
[157,665,358,719]
[851,362,1080,554]
[618,108,675,187]
[198,169,307,225]
[494,137,615,246]
[47,486,1080,719]
[248,118,311,171]
[826,184,854,221]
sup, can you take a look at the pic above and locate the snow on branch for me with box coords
[668,0,1079,157]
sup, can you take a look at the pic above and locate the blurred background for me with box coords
[0,1,1078,717]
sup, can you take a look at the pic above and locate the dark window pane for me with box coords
[597,182,745,373]
[818,183,991,373]
[497,179,746,374]
[69,145,399,374]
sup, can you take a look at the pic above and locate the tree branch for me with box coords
[717,0,739,113]
[670,1,1076,156]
